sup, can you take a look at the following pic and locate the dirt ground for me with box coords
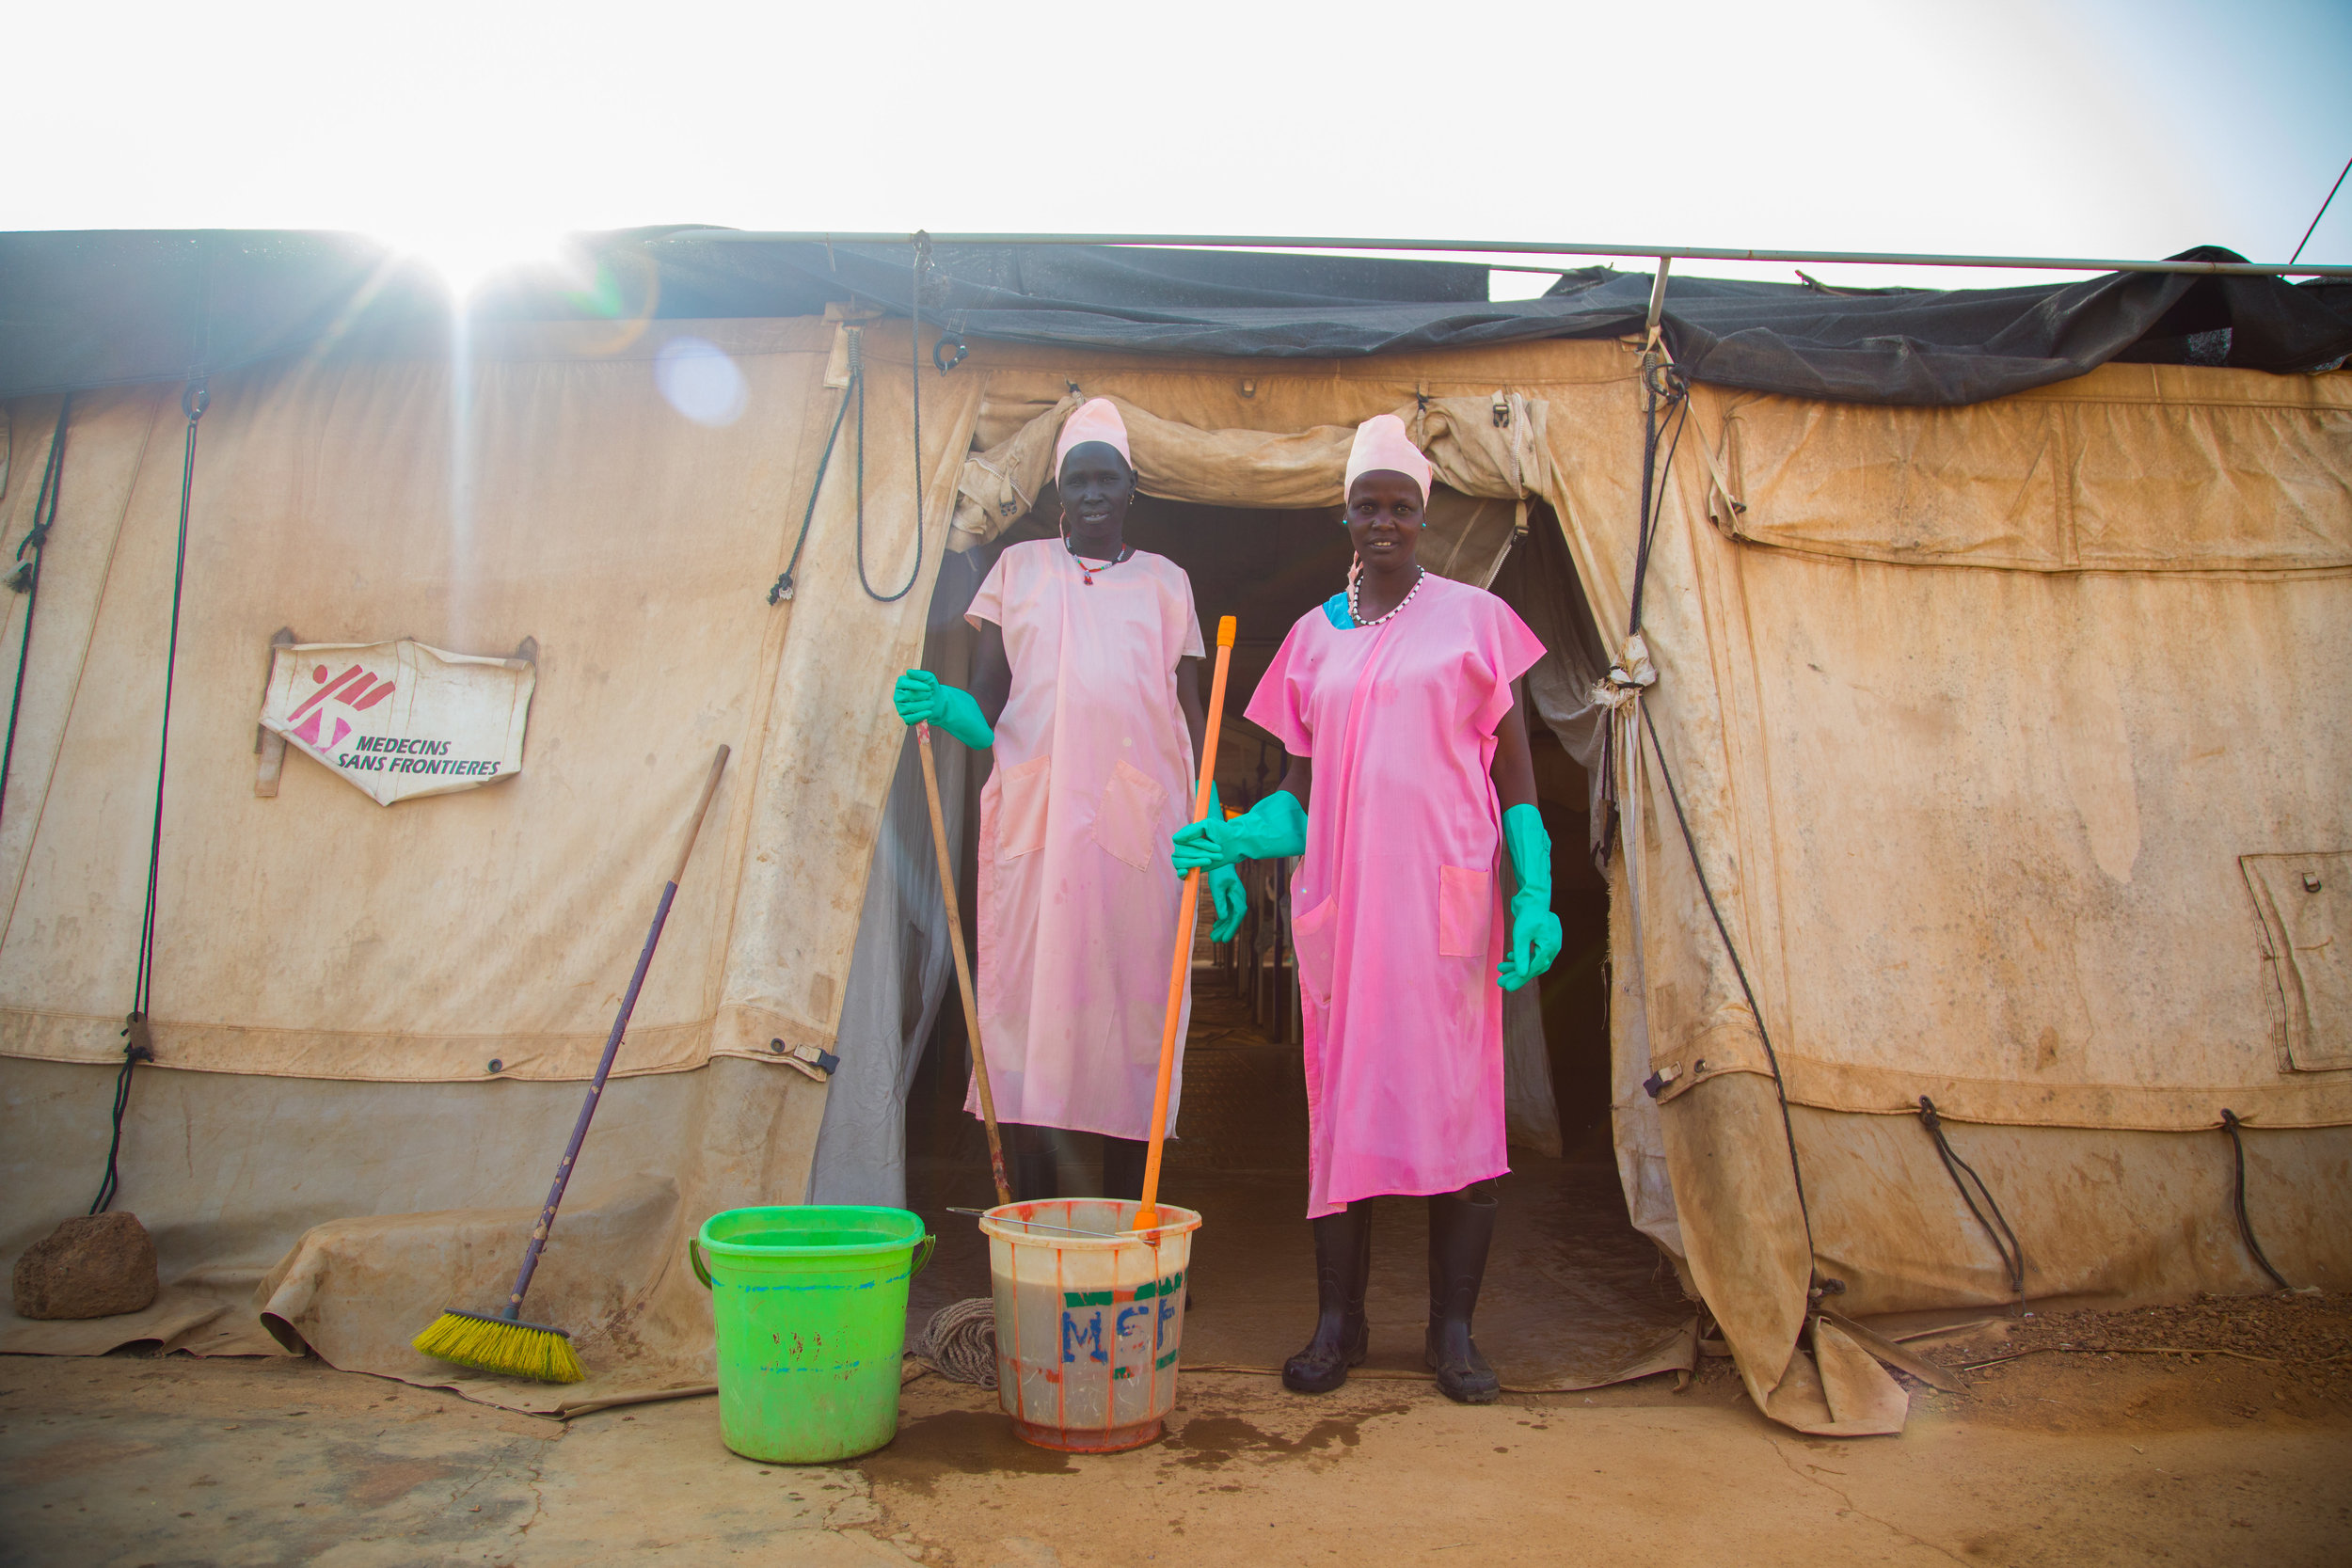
[10,991,2348,1564]
[899,992,1696,1395]
[6,1291,2350,1568]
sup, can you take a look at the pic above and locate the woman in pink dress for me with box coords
[1172,415,1561,1402]
[895,399,1246,1201]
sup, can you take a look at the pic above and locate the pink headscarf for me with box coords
[1343,414,1433,508]
[1054,397,1134,482]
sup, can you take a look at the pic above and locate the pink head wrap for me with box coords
[1343,414,1434,507]
[1054,397,1134,482]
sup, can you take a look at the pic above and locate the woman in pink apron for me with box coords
[895,399,1245,1201]
[1172,415,1561,1402]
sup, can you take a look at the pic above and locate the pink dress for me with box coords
[1246,575,1547,1216]
[966,541,1206,1140]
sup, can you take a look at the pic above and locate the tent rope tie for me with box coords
[850,236,928,605]
[1590,635,1656,713]
[918,1296,999,1386]
[1,394,72,835]
[1638,705,1823,1286]
[1586,347,1688,863]
[1915,1096,2026,1314]
[2220,1109,2291,1291]
[1624,354,1689,641]
[92,377,204,1215]
[770,329,863,605]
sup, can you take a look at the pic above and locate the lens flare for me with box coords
[655,337,748,427]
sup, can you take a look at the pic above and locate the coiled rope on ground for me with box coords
[918,1298,999,1386]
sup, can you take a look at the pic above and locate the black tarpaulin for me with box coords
[1,230,2345,406]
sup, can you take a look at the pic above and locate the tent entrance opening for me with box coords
[899,496,1691,1386]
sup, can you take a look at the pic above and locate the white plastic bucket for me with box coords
[979,1197,1201,1452]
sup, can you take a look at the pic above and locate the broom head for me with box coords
[413,1307,585,1384]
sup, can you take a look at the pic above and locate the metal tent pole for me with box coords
[660,230,2352,278]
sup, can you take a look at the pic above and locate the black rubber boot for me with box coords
[1425,1187,1501,1404]
[1282,1205,1371,1393]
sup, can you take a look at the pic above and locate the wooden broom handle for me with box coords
[917,722,1013,1207]
[667,744,732,886]
[1136,616,1237,1230]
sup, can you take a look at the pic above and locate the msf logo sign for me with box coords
[286,661,397,752]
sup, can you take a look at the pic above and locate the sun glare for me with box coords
[376,226,572,298]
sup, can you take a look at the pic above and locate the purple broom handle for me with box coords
[503,744,729,1320]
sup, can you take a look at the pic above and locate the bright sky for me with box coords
[7,0,2347,297]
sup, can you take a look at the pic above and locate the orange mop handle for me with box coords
[916,722,1013,1208]
[1136,615,1237,1230]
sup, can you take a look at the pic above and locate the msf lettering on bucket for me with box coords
[1059,1269,1184,1379]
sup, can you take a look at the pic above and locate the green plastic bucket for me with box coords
[690,1205,933,1463]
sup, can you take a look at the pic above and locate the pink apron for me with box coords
[1246,575,1546,1216]
[966,541,1206,1140]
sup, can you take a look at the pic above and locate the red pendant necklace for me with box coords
[1069,541,1134,585]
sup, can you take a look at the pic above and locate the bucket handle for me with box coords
[689,1232,931,1288]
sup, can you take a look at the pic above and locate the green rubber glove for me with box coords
[1166,785,1248,941]
[1172,788,1308,874]
[1187,787,1250,940]
[893,668,993,750]
[1497,802,1563,992]
[1206,863,1247,942]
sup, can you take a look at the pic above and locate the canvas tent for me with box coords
[1,233,2346,1434]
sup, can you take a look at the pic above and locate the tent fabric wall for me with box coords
[903,337,2348,1432]
[802,728,960,1210]
[1591,372,2352,1133]
[3,324,2344,1435]
[1716,366,2352,572]
[1791,1109,2352,1313]
[1527,350,2351,1428]
[950,386,1550,572]
[0,1052,818,1414]
[0,318,982,1083]
[0,318,983,1406]
[804,584,979,1209]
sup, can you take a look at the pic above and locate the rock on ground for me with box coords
[10,1211,160,1320]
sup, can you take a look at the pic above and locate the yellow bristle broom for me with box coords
[414,745,730,1382]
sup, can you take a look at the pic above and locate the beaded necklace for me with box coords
[1066,538,1135,586]
[1348,565,1424,628]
